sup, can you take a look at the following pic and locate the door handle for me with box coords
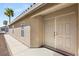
[54,32,55,37]
[54,32,58,36]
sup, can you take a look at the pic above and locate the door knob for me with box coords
[54,32,55,36]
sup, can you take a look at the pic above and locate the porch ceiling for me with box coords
[31,3,75,17]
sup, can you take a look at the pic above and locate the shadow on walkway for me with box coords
[0,33,10,56]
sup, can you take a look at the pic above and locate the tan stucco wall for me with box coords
[11,26,30,47]
[29,16,44,47]
[8,15,44,47]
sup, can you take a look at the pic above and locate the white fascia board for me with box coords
[9,3,46,25]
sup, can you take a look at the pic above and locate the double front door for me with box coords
[44,12,77,55]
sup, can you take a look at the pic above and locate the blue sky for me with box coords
[0,3,32,27]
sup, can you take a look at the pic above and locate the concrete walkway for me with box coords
[4,34,63,56]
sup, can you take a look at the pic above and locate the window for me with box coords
[21,24,25,37]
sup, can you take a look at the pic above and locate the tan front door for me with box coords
[44,12,77,55]
[44,18,55,48]
[56,13,77,54]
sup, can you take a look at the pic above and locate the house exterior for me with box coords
[8,3,79,56]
